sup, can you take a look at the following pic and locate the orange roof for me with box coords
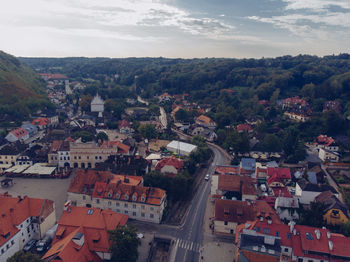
[43,206,128,262]
[196,115,214,124]
[215,165,239,175]
[32,117,50,126]
[217,174,257,196]
[10,127,29,139]
[0,193,54,247]
[240,250,279,262]
[49,140,63,154]
[155,156,184,172]
[101,141,130,154]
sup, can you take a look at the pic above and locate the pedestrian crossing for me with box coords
[175,238,201,253]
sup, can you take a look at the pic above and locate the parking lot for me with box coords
[0,176,72,220]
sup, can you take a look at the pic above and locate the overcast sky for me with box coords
[0,0,349,58]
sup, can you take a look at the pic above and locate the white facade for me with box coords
[166,140,197,156]
[58,150,70,168]
[319,148,339,162]
[275,197,299,221]
[91,94,104,113]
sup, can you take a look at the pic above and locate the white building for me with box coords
[275,196,299,222]
[0,194,56,262]
[91,94,104,113]
[166,140,197,156]
[319,148,340,162]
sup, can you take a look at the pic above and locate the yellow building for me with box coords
[0,144,22,165]
[315,191,350,226]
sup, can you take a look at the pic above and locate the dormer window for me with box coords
[132,195,137,202]
[116,193,120,200]
[108,192,112,198]
[141,196,145,202]
[124,194,129,201]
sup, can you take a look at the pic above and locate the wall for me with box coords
[214,220,237,235]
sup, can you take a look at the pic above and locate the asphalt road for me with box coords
[156,145,229,262]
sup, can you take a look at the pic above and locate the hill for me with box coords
[0,51,51,124]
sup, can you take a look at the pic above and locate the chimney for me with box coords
[64,201,71,211]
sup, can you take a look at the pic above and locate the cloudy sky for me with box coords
[0,0,349,58]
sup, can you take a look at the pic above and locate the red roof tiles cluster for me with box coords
[217,174,257,196]
[236,124,252,132]
[32,117,50,126]
[215,165,239,175]
[0,193,54,247]
[316,134,337,147]
[196,115,215,125]
[155,156,184,172]
[10,127,29,139]
[118,119,131,129]
[42,206,128,262]
[100,141,130,154]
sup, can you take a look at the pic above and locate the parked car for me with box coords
[205,174,210,181]
[23,239,37,252]
[36,237,51,253]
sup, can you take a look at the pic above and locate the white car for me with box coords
[205,174,210,181]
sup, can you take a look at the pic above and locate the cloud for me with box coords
[282,0,350,11]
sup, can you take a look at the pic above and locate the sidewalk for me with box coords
[201,194,235,262]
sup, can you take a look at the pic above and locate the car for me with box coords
[23,239,37,252]
[137,233,144,239]
[36,238,51,253]
[205,174,210,181]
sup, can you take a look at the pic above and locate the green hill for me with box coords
[0,51,51,123]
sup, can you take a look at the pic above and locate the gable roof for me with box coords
[237,124,252,132]
[32,117,50,126]
[9,128,29,139]
[297,178,337,194]
[215,165,239,175]
[118,119,131,129]
[0,193,55,247]
[155,156,184,171]
[267,167,291,180]
[100,141,130,154]
[196,115,215,124]
[217,174,257,196]
[43,206,128,262]
[315,191,350,218]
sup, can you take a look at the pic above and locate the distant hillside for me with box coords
[0,51,52,123]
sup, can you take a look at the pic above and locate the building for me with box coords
[67,170,166,223]
[319,148,340,162]
[118,119,132,134]
[284,111,310,122]
[315,191,350,226]
[323,100,342,113]
[295,178,338,204]
[236,124,253,133]
[91,94,104,113]
[215,165,239,176]
[240,158,256,177]
[158,92,172,103]
[5,128,29,143]
[42,206,128,262]
[214,199,280,235]
[0,144,24,165]
[315,135,339,152]
[274,196,300,222]
[195,115,217,129]
[166,140,197,156]
[0,193,56,262]
[190,126,217,142]
[21,123,38,137]
[237,220,350,262]
[70,139,129,169]
[155,156,184,176]
[48,140,63,166]
[211,174,257,201]
[32,117,50,130]
[58,140,70,168]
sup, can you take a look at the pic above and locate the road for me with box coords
[137,95,149,106]
[159,106,168,129]
[136,145,230,262]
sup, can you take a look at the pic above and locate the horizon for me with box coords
[1,0,349,58]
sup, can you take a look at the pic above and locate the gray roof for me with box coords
[167,140,197,153]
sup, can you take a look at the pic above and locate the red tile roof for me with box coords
[0,193,54,247]
[267,167,291,180]
[214,199,280,224]
[196,115,215,124]
[49,140,63,154]
[32,117,50,126]
[118,119,131,129]
[155,156,184,171]
[67,170,142,195]
[316,135,337,147]
[43,206,128,262]
[215,165,239,175]
[10,127,28,139]
[239,250,279,262]
[217,174,257,196]
[237,124,252,132]
[101,141,130,154]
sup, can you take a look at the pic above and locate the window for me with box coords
[11,240,14,245]
[275,231,279,237]
[78,156,81,159]
[108,201,111,206]
[125,210,128,214]
[125,203,128,208]
[150,214,154,218]
[83,195,86,200]
[284,248,288,252]
[150,207,154,211]
[74,156,77,160]
[133,212,136,216]
[99,156,102,160]
[117,209,120,213]
[95,156,98,160]
[263,228,270,234]
[141,205,145,210]
[133,204,136,209]
[141,213,145,217]
[116,202,120,207]
[96,199,100,204]
[287,233,291,239]
[224,221,228,225]
[1,249,3,254]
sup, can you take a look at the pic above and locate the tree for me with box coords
[259,134,282,152]
[79,94,93,112]
[74,130,94,142]
[138,124,158,139]
[299,202,326,228]
[96,131,108,142]
[7,251,42,262]
[109,225,141,262]
[175,109,190,122]
[148,103,160,116]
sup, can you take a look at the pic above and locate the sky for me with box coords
[0,0,349,58]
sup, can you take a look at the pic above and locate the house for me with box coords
[315,191,350,226]
[90,94,104,114]
[236,124,253,133]
[5,128,29,143]
[237,220,350,262]
[315,135,339,152]
[67,170,166,223]
[195,115,216,129]
[166,140,197,156]
[274,196,299,222]
[21,123,38,137]
[295,178,338,204]
[0,144,25,165]
[240,158,256,177]
[48,140,63,166]
[16,144,45,166]
[214,199,280,235]
[267,167,291,187]
[155,156,184,176]
[118,119,132,134]
[158,92,172,103]
[42,206,128,262]
[58,140,70,168]
[215,165,239,176]
[190,126,217,141]
[32,117,50,130]
[0,193,56,262]
[282,96,309,110]
[319,148,340,162]
[211,174,257,201]
[323,100,342,113]
[284,111,310,122]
